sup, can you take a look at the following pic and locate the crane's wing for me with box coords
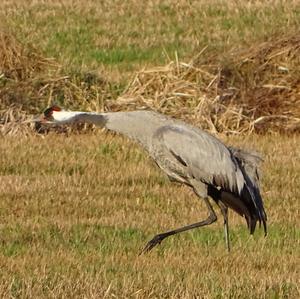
[154,124,267,235]
[154,125,245,195]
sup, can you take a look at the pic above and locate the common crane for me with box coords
[37,106,267,253]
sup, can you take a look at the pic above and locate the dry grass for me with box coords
[0,29,111,110]
[113,34,300,134]
[1,0,300,134]
[1,30,300,135]
[0,29,111,135]
[0,133,299,298]
[1,1,300,297]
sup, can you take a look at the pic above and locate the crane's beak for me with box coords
[23,114,54,124]
[22,115,41,124]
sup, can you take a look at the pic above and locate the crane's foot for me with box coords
[139,234,165,255]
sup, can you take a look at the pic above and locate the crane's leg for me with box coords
[140,196,217,254]
[217,201,230,252]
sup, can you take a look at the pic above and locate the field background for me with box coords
[1,1,300,298]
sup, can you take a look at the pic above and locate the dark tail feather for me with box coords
[219,184,267,235]
[210,183,267,235]
[229,146,267,235]
[218,190,257,234]
[242,182,267,236]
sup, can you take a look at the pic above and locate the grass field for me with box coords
[1,133,299,298]
[1,1,300,298]
[2,0,300,77]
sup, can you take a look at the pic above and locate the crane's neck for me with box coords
[52,110,173,150]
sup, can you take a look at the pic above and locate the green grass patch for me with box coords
[4,1,300,74]
[0,223,145,257]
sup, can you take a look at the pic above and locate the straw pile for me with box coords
[1,29,300,136]
[111,34,300,133]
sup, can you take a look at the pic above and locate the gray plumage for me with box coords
[43,107,267,252]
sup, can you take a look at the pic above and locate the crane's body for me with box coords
[41,106,267,252]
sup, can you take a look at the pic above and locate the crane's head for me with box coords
[25,105,79,126]
[37,105,82,125]
[39,105,63,123]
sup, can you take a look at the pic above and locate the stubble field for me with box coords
[0,133,299,298]
[1,1,300,298]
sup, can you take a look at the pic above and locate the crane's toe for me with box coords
[139,234,165,255]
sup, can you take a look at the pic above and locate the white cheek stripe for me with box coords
[52,111,78,123]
